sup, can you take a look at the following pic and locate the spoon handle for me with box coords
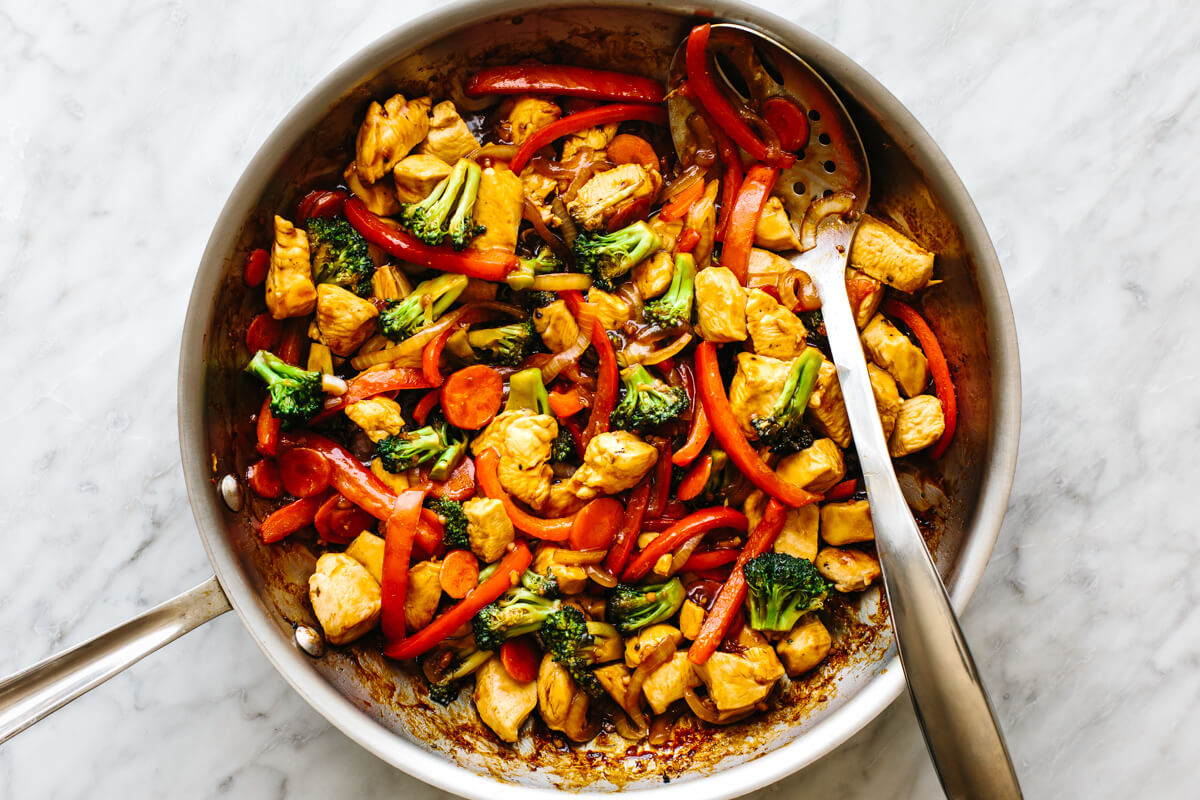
[808,248,1022,799]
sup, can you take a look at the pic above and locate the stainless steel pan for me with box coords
[0,2,1020,797]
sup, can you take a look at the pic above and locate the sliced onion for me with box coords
[614,711,647,741]
[648,705,684,746]
[539,300,596,382]
[683,687,723,723]
[522,197,573,265]
[662,164,706,200]
[585,564,618,588]
[625,638,677,730]
[684,113,718,168]
[531,273,593,292]
[552,197,578,246]
[564,693,600,742]
[469,143,519,163]
[668,533,706,575]
[554,549,608,565]
[622,331,692,367]
[348,301,523,370]
[800,191,856,251]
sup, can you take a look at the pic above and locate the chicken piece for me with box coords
[774,504,820,561]
[345,397,406,443]
[678,599,706,641]
[463,497,515,563]
[868,363,902,441]
[776,615,832,676]
[587,288,634,330]
[499,460,554,510]
[345,532,385,583]
[538,653,587,736]
[418,100,480,165]
[807,359,852,448]
[500,95,561,145]
[594,663,631,708]
[846,267,885,329]
[776,439,845,493]
[315,284,379,356]
[475,410,557,468]
[568,164,656,231]
[694,267,748,343]
[405,560,444,632]
[355,94,431,183]
[470,410,528,458]
[754,196,801,251]
[571,431,658,496]
[648,215,684,253]
[371,264,412,301]
[307,553,381,645]
[532,545,589,595]
[692,644,784,712]
[392,153,452,204]
[265,215,316,320]
[888,395,946,458]
[344,162,401,216]
[533,299,579,353]
[496,413,558,508]
[815,547,882,593]
[728,352,793,437]
[746,289,807,359]
[521,167,560,226]
[861,313,930,397]
[370,458,409,494]
[470,165,524,253]
[641,652,701,715]
[685,180,720,268]
[541,483,588,517]
[473,655,538,742]
[634,250,674,299]
[624,625,684,668]
[820,499,875,546]
[849,213,934,293]
[561,123,619,161]
[746,247,793,286]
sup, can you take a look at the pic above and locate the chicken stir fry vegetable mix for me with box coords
[240,27,956,745]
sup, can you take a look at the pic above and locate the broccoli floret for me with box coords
[423,638,492,705]
[505,247,565,290]
[609,364,688,432]
[573,220,661,291]
[426,496,468,550]
[799,310,828,351]
[551,425,575,463]
[245,350,324,427]
[520,569,560,599]
[751,349,822,455]
[520,289,558,311]
[742,552,830,632]
[537,606,620,697]
[467,319,538,367]
[378,273,468,341]
[306,216,374,297]
[643,252,696,328]
[401,159,485,249]
[376,416,466,479]
[472,586,561,651]
[504,367,551,414]
[606,578,686,636]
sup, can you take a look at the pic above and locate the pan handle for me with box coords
[0,576,231,743]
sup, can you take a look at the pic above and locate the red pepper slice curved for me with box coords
[296,189,347,223]
[313,492,375,544]
[681,547,739,572]
[244,248,269,288]
[511,103,668,174]
[381,490,427,643]
[721,164,779,285]
[422,325,456,387]
[259,490,333,544]
[675,454,713,502]
[645,439,673,519]
[882,299,958,459]
[256,397,281,457]
[281,432,396,520]
[466,65,665,104]
[384,542,532,660]
[345,368,432,405]
[475,448,573,541]
[695,341,821,508]
[622,506,748,582]
[344,198,517,281]
[412,389,441,425]
[604,479,650,576]
[427,456,477,501]
[825,478,858,502]
[561,290,618,447]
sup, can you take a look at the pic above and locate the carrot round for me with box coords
[761,96,810,152]
[569,497,624,552]
[245,312,283,354]
[277,447,332,498]
[500,636,540,683]
[440,549,481,599]
[440,365,504,430]
[246,459,283,499]
[243,248,269,287]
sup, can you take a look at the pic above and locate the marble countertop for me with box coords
[3,0,1196,797]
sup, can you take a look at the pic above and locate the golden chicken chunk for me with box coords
[745,247,793,286]
[754,196,800,251]
[861,313,929,397]
[587,288,634,330]
[594,663,631,708]
[694,267,748,343]
[473,655,538,743]
[463,497,515,563]
[648,215,684,253]
[392,153,452,204]
[473,409,558,509]
[846,267,885,328]
[540,483,589,517]
[533,299,579,353]
[538,654,588,737]
[729,352,793,437]
[678,599,706,641]
[345,396,406,442]
[344,161,401,216]
[532,545,589,595]
[849,213,934,293]
[641,652,701,715]
[315,284,379,356]
[307,553,381,645]
[624,625,684,668]
[820,499,875,546]
[692,644,784,712]
[568,164,656,231]
[807,359,852,448]
[355,94,431,183]
[265,215,316,320]
[746,288,807,359]
[868,363,902,441]
[774,504,820,561]
[634,250,674,299]
[571,431,658,496]
[561,123,619,161]
[405,560,444,632]
[815,547,882,593]
[776,615,832,676]
[521,168,560,226]
[418,100,480,165]
[776,439,845,493]
[500,95,561,145]
[888,395,946,458]
[470,165,524,253]
[345,532,385,582]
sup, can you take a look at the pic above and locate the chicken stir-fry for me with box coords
[239,40,955,748]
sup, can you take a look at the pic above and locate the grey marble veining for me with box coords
[2,0,1197,797]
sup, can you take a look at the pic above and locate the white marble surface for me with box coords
[2,0,1197,797]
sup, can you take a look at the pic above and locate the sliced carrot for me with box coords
[569,497,624,552]
[413,389,440,425]
[277,447,332,498]
[500,636,540,683]
[246,459,283,499]
[256,397,281,456]
[313,493,374,544]
[659,178,706,222]
[548,385,588,419]
[676,455,713,502]
[440,549,481,599]
[440,365,505,430]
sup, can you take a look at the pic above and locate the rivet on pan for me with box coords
[219,474,243,512]
[295,625,326,657]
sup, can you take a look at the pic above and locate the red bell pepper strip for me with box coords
[276,318,307,366]
[659,179,706,222]
[695,341,821,508]
[412,389,440,425]
[313,492,375,544]
[281,432,396,520]
[381,490,427,644]
[646,439,673,518]
[427,456,477,501]
[384,542,532,660]
[561,290,619,447]
[345,368,432,404]
[676,227,701,254]
[296,189,347,223]
[245,313,283,354]
[721,164,779,285]
[422,325,455,387]
[882,299,958,459]
[259,490,333,544]
[604,479,650,576]
[344,198,517,281]
[685,24,794,169]
[689,498,787,664]
[466,65,665,104]
[672,361,710,468]
[547,385,589,419]
[681,547,739,572]
[510,103,668,173]
[675,454,713,502]
[622,506,748,582]
[256,396,281,456]
[243,248,269,288]
[825,478,858,502]
[475,448,573,541]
